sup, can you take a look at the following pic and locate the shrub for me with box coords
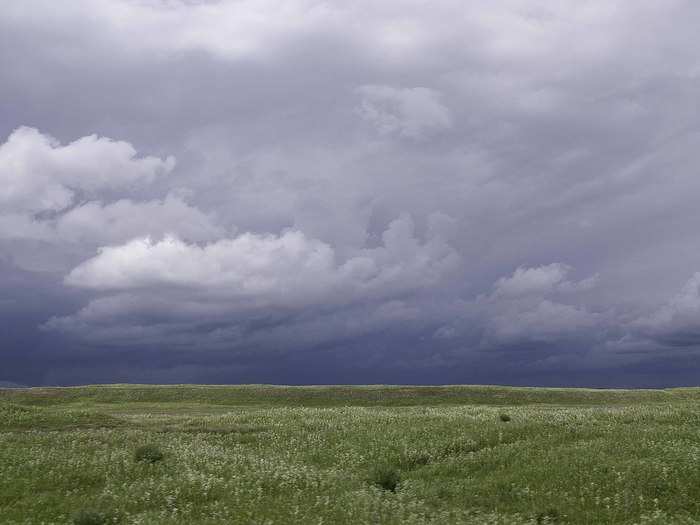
[72,509,114,525]
[536,507,560,523]
[134,444,164,464]
[368,464,400,492]
[499,413,511,422]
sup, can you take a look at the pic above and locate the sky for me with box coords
[2,0,700,387]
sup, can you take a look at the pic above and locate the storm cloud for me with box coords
[2,0,700,386]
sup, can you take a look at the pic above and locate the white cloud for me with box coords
[48,214,460,344]
[65,231,338,300]
[64,214,458,302]
[491,263,597,298]
[0,127,230,271]
[468,263,603,348]
[482,299,599,346]
[357,85,452,139]
[0,127,174,214]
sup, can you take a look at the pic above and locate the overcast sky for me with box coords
[2,0,700,387]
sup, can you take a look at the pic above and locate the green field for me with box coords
[2,385,700,524]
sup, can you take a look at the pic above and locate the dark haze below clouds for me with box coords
[2,1,700,386]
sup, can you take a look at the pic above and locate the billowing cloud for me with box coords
[47,215,459,346]
[0,127,174,213]
[0,127,223,272]
[66,217,457,294]
[65,215,457,300]
[481,299,600,348]
[481,265,601,347]
[429,264,606,351]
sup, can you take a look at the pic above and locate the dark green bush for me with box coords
[72,509,115,525]
[368,464,400,492]
[499,413,511,422]
[536,507,560,523]
[134,444,164,464]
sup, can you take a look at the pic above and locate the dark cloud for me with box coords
[2,1,700,386]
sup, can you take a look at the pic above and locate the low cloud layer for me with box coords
[3,1,700,386]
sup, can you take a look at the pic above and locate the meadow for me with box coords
[2,385,700,524]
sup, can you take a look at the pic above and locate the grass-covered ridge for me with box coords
[3,383,700,407]
[2,385,700,524]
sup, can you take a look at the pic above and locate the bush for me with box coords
[368,464,400,492]
[536,507,560,523]
[72,509,115,525]
[134,444,164,464]
[499,413,511,422]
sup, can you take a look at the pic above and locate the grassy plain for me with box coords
[2,385,700,524]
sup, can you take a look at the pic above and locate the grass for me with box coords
[1,384,700,524]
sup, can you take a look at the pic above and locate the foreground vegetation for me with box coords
[2,385,700,524]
